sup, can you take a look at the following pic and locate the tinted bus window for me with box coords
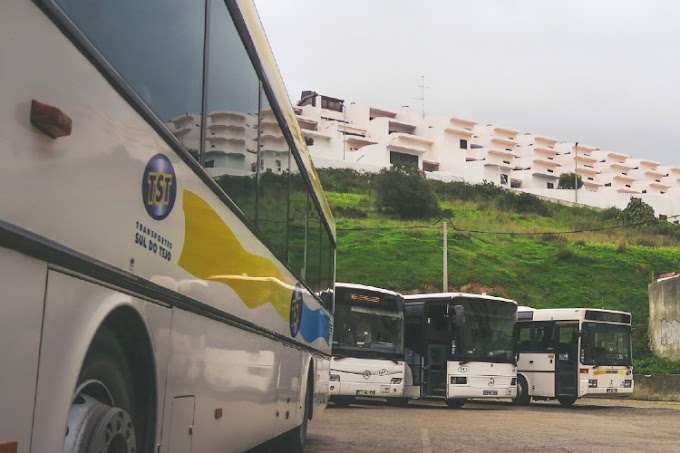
[206,0,259,222]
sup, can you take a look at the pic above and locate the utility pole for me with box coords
[443,221,448,292]
[574,142,579,203]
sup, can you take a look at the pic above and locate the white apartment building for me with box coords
[513,134,561,189]
[293,91,680,220]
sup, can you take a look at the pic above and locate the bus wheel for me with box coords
[557,396,577,407]
[64,327,138,453]
[513,375,531,406]
[445,398,466,409]
[279,370,313,452]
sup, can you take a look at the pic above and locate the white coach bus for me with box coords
[0,0,336,451]
[403,293,518,408]
[327,283,407,407]
[514,307,634,407]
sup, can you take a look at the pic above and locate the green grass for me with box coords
[319,172,680,374]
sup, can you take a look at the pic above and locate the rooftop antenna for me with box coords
[417,75,429,119]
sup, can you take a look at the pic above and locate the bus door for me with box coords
[529,322,556,397]
[423,303,448,397]
[555,322,579,397]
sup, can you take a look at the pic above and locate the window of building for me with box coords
[547,182,554,189]
[460,139,468,149]
[205,160,215,168]
[500,174,509,185]
[390,152,418,166]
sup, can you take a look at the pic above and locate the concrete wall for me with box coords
[633,374,680,402]
[649,276,680,360]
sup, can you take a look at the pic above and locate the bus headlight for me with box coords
[623,380,632,388]
[588,379,598,388]
[391,378,402,384]
[330,374,340,382]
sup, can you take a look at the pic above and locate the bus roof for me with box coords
[517,307,632,322]
[404,292,517,305]
[335,282,402,297]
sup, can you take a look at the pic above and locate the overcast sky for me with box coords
[254,0,680,166]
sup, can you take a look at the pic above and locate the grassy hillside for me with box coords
[318,169,680,374]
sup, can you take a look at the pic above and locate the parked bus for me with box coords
[514,307,634,407]
[0,1,335,451]
[328,283,407,406]
[403,293,518,408]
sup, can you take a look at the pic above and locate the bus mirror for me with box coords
[454,305,465,326]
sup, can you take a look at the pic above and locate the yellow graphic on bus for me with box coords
[178,190,293,321]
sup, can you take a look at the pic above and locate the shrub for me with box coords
[617,197,656,227]
[557,172,583,189]
[373,163,440,219]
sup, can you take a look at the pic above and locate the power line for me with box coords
[337,217,662,235]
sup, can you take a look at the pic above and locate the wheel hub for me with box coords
[65,393,136,453]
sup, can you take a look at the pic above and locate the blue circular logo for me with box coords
[290,284,304,337]
[142,154,177,220]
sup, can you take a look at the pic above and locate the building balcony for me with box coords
[491,136,516,148]
[609,162,634,172]
[207,135,247,145]
[648,181,671,191]
[345,136,378,147]
[644,169,666,179]
[337,124,367,136]
[613,174,637,184]
[209,123,246,135]
[369,107,397,119]
[301,129,331,141]
[492,126,519,138]
[533,146,558,157]
[209,111,248,127]
[388,119,416,135]
[388,133,432,154]
[532,167,559,178]
[576,166,598,177]
[446,117,476,136]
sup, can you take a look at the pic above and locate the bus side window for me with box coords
[517,325,532,352]
[533,324,554,352]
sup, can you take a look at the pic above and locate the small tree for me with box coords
[373,163,439,219]
[617,197,656,226]
[557,172,583,189]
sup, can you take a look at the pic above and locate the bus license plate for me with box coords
[483,390,498,396]
[606,388,618,394]
[356,390,375,396]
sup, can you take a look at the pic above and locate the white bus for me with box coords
[0,0,335,451]
[403,293,518,408]
[327,283,407,407]
[514,307,634,407]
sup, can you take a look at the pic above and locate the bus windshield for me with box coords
[581,322,632,366]
[450,299,516,363]
[333,304,404,358]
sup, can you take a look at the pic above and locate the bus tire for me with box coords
[279,368,313,452]
[64,327,138,453]
[557,396,577,407]
[445,398,466,409]
[513,375,531,406]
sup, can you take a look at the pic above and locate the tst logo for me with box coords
[142,154,176,220]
